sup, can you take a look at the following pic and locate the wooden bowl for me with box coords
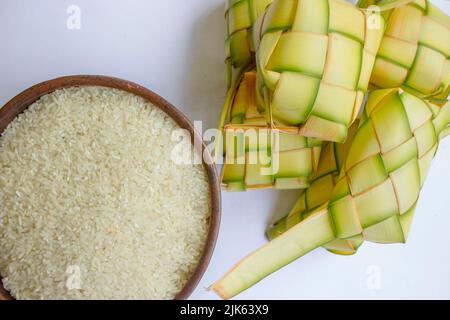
[0,75,221,300]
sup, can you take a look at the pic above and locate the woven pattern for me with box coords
[210,92,449,300]
[226,0,273,68]
[268,123,363,254]
[270,89,449,245]
[329,88,448,244]
[222,71,322,191]
[366,0,450,100]
[212,0,450,300]
[226,0,273,87]
[254,0,384,143]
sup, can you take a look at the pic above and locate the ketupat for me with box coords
[225,0,273,87]
[211,89,450,299]
[358,0,450,101]
[253,0,385,143]
[222,71,322,190]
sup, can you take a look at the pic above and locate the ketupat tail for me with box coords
[253,0,385,143]
[221,71,322,191]
[226,0,273,87]
[358,0,450,101]
[211,89,450,299]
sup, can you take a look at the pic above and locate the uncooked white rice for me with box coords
[0,86,211,300]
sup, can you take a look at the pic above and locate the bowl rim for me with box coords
[0,75,221,300]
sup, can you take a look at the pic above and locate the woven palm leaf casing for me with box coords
[328,88,448,244]
[222,71,322,191]
[253,0,385,143]
[211,89,450,299]
[226,0,273,87]
[359,0,450,101]
[271,89,449,243]
[268,122,363,255]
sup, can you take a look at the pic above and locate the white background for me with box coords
[0,0,449,300]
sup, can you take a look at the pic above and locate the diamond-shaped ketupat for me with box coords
[212,88,450,299]
[253,0,385,143]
